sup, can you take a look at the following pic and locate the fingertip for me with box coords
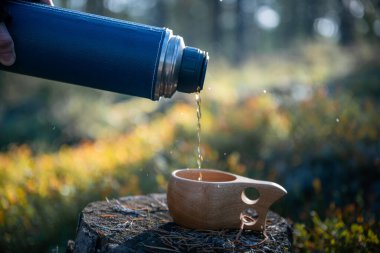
[0,23,16,66]
[40,0,54,6]
[0,52,16,66]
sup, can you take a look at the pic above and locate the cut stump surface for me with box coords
[72,194,292,253]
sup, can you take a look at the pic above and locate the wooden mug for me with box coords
[167,169,287,231]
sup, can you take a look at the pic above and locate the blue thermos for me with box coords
[1,0,209,100]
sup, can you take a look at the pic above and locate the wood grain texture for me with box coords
[167,169,287,231]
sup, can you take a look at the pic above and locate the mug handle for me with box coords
[235,176,287,231]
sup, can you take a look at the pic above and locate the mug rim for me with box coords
[172,168,238,183]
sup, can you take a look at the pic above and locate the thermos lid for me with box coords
[177,47,209,93]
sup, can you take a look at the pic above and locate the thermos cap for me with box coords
[154,30,209,100]
[177,47,209,93]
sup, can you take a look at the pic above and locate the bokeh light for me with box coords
[255,6,280,30]
[314,17,339,38]
[348,0,365,19]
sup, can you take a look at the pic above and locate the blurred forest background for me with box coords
[1,0,380,252]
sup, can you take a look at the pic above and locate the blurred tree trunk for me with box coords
[339,0,355,45]
[279,0,298,48]
[304,0,319,37]
[59,0,68,8]
[367,0,380,40]
[234,0,245,64]
[210,0,222,55]
[282,0,321,43]
[280,0,292,44]
[155,0,167,27]
[86,0,104,15]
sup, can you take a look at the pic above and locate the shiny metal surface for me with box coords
[154,29,185,100]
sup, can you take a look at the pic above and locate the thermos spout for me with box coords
[155,30,209,100]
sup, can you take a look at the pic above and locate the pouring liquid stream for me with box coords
[196,91,203,181]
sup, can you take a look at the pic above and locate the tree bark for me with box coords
[71,194,292,253]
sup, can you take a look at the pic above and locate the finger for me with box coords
[0,22,16,66]
[39,0,54,6]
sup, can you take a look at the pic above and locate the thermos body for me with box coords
[1,1,208,100]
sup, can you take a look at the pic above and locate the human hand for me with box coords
[0,0,54,66]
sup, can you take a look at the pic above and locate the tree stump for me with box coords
[71,194,292,253]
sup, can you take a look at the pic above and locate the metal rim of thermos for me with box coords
[154,29,184,100]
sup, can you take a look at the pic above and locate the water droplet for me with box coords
[336,118,340,123]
